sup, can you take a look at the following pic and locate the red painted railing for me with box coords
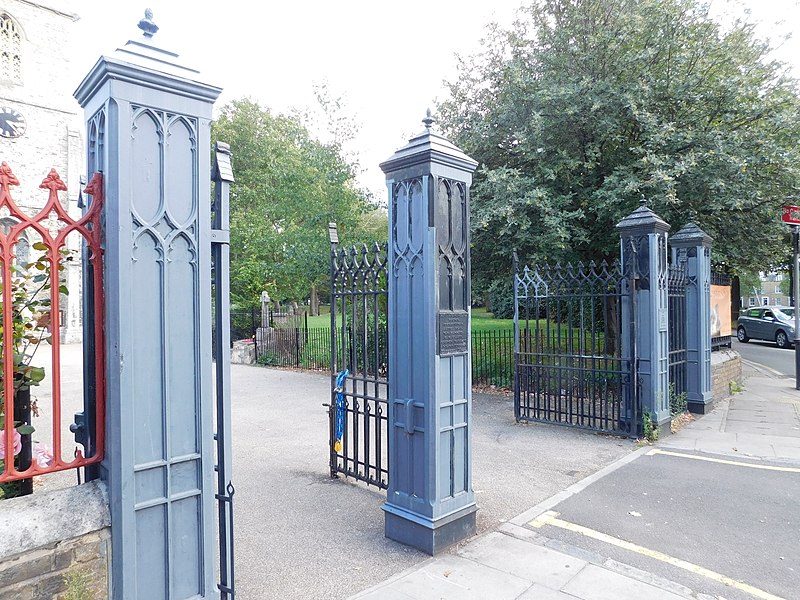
[0,163,105,486]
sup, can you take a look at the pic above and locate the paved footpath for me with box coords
[229,365,634,600]
[351,369,800,600]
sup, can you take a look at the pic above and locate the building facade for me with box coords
[741,272,791,308]
[0,0,83,341]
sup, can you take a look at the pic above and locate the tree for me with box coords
[438,0,800,298]
[211,98,376,311]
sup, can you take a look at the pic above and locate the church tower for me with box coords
[0,0,83,342]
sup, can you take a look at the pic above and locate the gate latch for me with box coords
[70,411,87,448]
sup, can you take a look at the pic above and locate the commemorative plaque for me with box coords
[438,311,469,356]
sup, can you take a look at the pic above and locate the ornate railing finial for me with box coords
[138,8,159,38]
[0,162,19,189]
[422,108,435,130]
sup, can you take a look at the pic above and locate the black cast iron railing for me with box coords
[667,263,688,399]
[513,256,637,435]
[328,228,389,490]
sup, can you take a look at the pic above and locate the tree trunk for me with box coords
[310,285,320,316]
[731,276,741,323]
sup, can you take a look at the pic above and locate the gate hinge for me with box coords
[211,229,230,245]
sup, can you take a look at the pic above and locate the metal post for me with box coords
[628,238,639,434]
[794,225,800,390]
[212,142,235,599]
[512,250,520,421]
[328,223,339,479]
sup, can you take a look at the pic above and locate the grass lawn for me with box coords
[306,313,333,328]
[471,307,514,331]
[303,307,514,332]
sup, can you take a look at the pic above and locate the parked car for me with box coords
[737,307,796,348]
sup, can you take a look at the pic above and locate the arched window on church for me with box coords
[0,14,22,83]
[0,218,30,267]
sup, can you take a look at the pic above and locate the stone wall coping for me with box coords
[0,480,110,561]
[711,348,739,366]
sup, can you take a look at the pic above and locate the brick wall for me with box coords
[0,529,110,600]
[711,349,741,403]
[0,481,110,600]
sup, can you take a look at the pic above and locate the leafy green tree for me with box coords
[438,0,800,298]
[211,98,376,311]
[738,270,762,300]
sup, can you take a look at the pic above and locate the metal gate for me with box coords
[513,254,638,434]
[327,224,389,490]
[667,261,689,402]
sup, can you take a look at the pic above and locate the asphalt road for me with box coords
[732,338,797,378]
[530,449,800,600]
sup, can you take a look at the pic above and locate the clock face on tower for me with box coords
[0,107,27,139]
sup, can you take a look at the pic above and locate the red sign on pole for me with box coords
[782,205,800,225]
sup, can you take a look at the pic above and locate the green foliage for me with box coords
[729,380,745,394]
[642,411,659,443]
[63,567,93,600]
[737,270,762,298]
[439,0,800,293]
[669,384,688,417]
[0,246,72,471]
[487,278,515,319]
[211,97,378,308]
[257,352,282,367]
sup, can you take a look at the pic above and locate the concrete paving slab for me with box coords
[561,564,687,600]
[724,421,799,437]
[349,587,418,600]
[735,431,800,447]
[457,531,586,589]
[353,555,533,600]
[517,583,576,599]
[772,445,800,460]
[726,409,798,420]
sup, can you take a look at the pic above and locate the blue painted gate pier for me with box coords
[380,113,479,554]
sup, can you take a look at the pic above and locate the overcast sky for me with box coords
[70,0,799,199]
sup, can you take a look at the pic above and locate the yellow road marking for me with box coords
[647,449,800,473]
[529,511,785,600]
